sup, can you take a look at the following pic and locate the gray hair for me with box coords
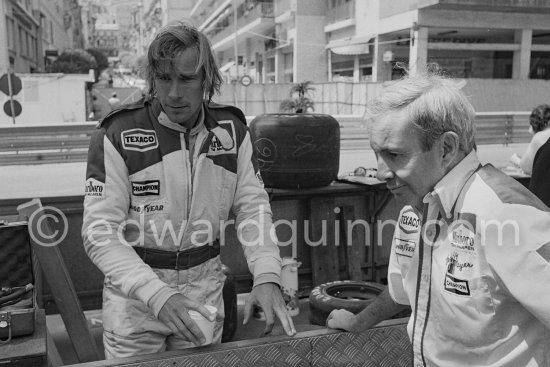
[366,66,476,153]
[145,21,222,102]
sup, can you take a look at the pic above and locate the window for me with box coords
[27,33,32,59]
[266,57,275,73]
[7,17,15,50]
[50,20,54,43]
[19,27,26,56]
[284,52,293,69]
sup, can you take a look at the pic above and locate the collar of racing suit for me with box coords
[148,98,234,151]
[153,103,205,136]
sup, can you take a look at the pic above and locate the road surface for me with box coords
[0,143,528,200]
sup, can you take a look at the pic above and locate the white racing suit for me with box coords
[82,97,281,359]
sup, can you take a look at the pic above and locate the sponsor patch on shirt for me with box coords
[85,178,105,198]
[130,200,167,214]
[398,208,421,234]
[444,251,473,296]
[394,238,416,257]
[444,273,470,296]
[131,180,160,196]
[121,129,158,152]
[450,223,476,252]
[207,121,236,156]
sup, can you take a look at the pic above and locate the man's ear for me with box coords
[440,131,460,167]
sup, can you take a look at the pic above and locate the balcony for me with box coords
[196,0,232,31]
[326,0,355,24]
[274,0,290,17]
[436,0,550,12]
[205,1,275,52]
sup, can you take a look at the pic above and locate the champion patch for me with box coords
[84,178,105,198]
[131,180,160,196]
[121,129,158,152]
[444,273,470,296]
[394,238,415,257]
[398,208,421,234]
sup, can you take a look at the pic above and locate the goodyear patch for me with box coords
[85,178,105,198]
[131,180,160,196]
[394,238,416,257]
[121,129,158,152]
[398,208,421,234]
[130,200,167,215]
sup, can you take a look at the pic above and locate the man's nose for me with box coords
[376,158,393,181]
[168,80,182,98]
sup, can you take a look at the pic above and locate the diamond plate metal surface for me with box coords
[113,323,411,367]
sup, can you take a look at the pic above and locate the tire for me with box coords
[308,280,386,326]
[221,264,237,343]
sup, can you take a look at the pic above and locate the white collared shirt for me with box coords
[388,151,550,367]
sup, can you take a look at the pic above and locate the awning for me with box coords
[219,61,235,72]
[265,42,293,56]
[330,43,370,55]
[326,36,373,55]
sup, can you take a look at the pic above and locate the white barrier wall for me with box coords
[0,73,93,125]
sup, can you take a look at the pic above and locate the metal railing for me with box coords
[0,122,97,166]
[0,112,531,165]
[205,1,274,41]
[336,112,532,150]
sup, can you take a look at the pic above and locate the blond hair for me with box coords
[145,21,222,102]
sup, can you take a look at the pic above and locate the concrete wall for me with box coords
[0,73,93,125]
[462,78,550,112]
[215,82,383,116]
[214,78,550,115]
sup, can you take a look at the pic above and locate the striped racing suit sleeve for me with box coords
[232,128,282,287]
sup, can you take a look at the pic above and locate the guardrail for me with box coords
[336,112,532,150]
[0,122,97,166]
[0,112,532,165]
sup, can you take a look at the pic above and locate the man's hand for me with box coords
[326,309,356,331]
[510,153,521,166]
[243,283,296,337]
[157,293,216,346]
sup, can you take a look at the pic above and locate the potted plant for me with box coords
[279,81,316,113]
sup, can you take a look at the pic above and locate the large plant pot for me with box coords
[249,114,340,189]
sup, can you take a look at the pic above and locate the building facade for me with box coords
[185,0,550,84]
[189,0,330,84]
[1,0,42,74]
[93,23,120,58]
[369,0,550,81]
[0,0,83,74]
